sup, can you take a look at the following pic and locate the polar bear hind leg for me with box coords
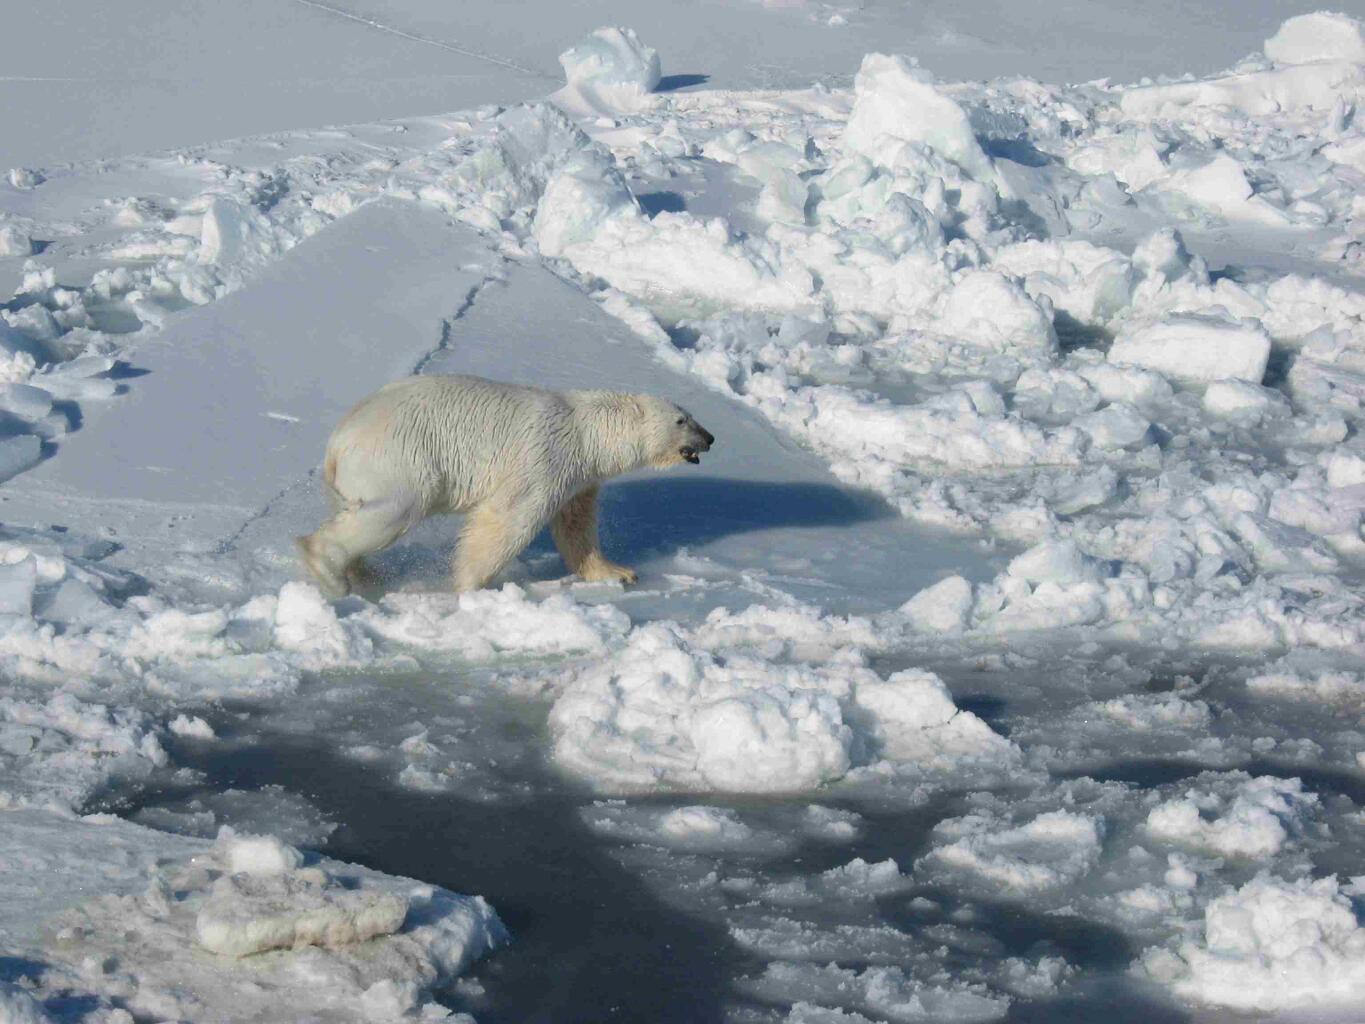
[452,490,552,592]
[551,485,637,585]
[297,498,415,598]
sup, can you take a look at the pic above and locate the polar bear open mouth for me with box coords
[678,423,714,464]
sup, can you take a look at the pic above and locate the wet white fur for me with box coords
[297,374,706,595]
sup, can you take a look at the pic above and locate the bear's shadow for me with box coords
[366,476,889,590]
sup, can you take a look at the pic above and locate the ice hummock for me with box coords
[555,26,663,115]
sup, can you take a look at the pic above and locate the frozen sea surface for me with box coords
[4,2,1365,1021]
[102,691,1180,1024]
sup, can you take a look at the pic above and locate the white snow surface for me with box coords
[918,810,1105,894]
[4,3,1365,1020]
[1108,314,1273,384]
[1265,11,1365,65]
[1145,773,1319,859]
[1144,872,1365,1012]
[549,618,1013,793]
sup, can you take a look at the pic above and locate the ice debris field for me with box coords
[3,3,1365,1021]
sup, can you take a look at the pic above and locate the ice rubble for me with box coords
[1107,313,1272,384]
[842,54,995,183]
[1264,12,1365,66]
[0,539,631,814]
[421,37,1365,659]
[917,809,1104,894]
[1248,663,1365,703]
[750,961,1009,1023]
[2,818,505,1023]
[1145,773,1318,859]
[549,617,1016,794]
[556,26,662,115]
[1,8,1365,1020]
[10,12,1350,677]
[196,844,410,957]
[1143,872,1365,1012]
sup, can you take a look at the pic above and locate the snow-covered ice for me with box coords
[0,812,504,1022]
[555,26,662,116]
[549,619,1012,793]
[1143,872,1365,1012]
[5,2,1365,1020]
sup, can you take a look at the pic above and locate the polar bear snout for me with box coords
[680,421,715,464]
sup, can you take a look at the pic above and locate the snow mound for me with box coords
[1247,664,1364,703]
[221,830,306,877]
[918,810,1105,893]
[755,380,1085,481]
[989,238,1136,325]
[1119,36,1365,117]
[549,623,853,793]
[6,169,41,190]
[549,620,1013,794]
[15,813,504,1023]
[0,224,34,257]
[273,581,374,668]
[169,713,215,739]
[494,108,813,318]
[842,54,993,181]
[1087,692,1211,733]
[581,802,787,853]
[935,271,1058,356]
[1264,12,1365,65]
[198,867,408,957]
[193,832,409,959]
[1145,873,1365,1011]
[850,669,1015,763]
[1145,774,1318,859]
[1108,314,1271,384]
[356,584,631,660]
[901,575,974,633]
[965,539,1146,634]
[1007,538,1106,586]
[557,27,661,114]
[690,600,882,662]
[1160,154,1292,225]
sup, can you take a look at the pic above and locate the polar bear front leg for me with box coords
[551,485,637,585]
[452,492,548,592]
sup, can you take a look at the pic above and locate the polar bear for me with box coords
[296,374,715,596]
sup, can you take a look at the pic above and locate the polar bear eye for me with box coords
[675,417,686,425]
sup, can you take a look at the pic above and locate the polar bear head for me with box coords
[568,389,715,475]
[638,396,715,469]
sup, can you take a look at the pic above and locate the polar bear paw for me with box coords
[295,535,350,599]
[578,555,637,586]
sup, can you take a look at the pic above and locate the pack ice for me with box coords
[3,6,1365,1022]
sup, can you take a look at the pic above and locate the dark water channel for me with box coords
[99,704,1195,1024]
[120,727,753,1023]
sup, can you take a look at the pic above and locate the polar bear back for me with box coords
[325,375,581,514]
